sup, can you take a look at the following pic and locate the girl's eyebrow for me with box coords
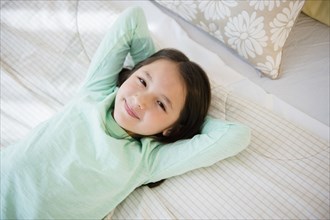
[144,71,173,110]
[162,95,173,110]
[145,71,152,81]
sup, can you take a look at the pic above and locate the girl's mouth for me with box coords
[124,100,140,120]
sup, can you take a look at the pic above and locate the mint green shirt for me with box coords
[1,7,251,219]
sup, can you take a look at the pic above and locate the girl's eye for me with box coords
[138,77,147,87]
[157,101,166,112]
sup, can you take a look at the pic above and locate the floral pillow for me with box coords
[155,0,305,79]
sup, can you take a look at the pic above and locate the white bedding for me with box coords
[1,1,329,219]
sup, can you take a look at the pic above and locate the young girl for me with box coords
[1,7,251,219]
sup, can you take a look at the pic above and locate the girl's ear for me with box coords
[162,128,172,136]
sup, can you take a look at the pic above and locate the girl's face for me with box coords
[114,59,186,137]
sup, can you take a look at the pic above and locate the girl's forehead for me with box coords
[144,58,178,70]
[142,60,184,85]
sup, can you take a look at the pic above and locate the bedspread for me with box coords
[1,1,329,219]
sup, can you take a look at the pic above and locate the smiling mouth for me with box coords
[124,100,140,119]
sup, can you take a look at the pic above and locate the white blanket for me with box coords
[1,1,329,219]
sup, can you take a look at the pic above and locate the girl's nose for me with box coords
[138,101,146,110]
[135,93,151,110]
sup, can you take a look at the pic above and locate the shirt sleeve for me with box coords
[145,116,251,183]
[79,7,155,95]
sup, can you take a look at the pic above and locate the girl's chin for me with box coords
[113,110,137,136]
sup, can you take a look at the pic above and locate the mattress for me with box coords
[1,1,329,219]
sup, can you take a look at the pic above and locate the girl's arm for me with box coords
[79,7,155,94]
[145,117,251,183]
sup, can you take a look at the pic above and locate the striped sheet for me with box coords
[1,1,329,219]
[1,1,88,147]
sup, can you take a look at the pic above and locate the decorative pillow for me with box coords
[155,0,305,79]
[302,0,330,26]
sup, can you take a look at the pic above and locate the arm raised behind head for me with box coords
[145,116,251,184]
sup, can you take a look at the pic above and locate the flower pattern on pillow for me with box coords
[198,1,237,20]
[257,53,281,78]
[270,1,303,51]
[155,0,305,79]
[160,1,197,21]
[199,21,224,42]
[249,0,282,11]
[225,11,268,59]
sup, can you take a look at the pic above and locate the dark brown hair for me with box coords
[117,48,211,144]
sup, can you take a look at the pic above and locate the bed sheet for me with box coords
[1,1,329,219]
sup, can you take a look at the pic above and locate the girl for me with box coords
[1,7,251,219]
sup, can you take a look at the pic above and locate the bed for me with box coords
[1,0,329,219]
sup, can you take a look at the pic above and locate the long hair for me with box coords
[117,48,211,144]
